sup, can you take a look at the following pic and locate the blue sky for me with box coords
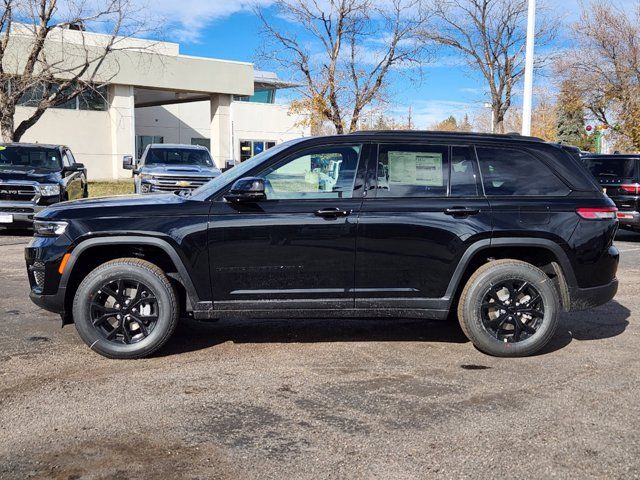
[146,0,634,129]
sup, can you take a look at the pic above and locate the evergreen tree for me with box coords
[556,80,595,151]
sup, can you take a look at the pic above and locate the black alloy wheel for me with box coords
[90,279,159,344]
[481,280,545,343]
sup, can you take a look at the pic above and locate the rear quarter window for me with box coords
[477,147,570,197]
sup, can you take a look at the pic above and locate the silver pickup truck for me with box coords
[123,144,221,194]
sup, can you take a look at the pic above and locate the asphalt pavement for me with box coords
[0,229,638,479]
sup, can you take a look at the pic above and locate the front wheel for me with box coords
[72,258,179,359]
[457,259,560,357]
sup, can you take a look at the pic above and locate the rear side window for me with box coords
[477,147,570,196]
[583,157,637,179]
[376,144,449,197]
[451,146,480,197]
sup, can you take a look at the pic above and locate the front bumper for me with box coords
[0,201,44,227]
[569,279,619,311]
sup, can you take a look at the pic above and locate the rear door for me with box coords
[355,143,492,312]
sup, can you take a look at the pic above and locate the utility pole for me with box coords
[522,0,536,136]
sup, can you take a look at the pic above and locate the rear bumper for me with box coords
[569,279,619,311]
[616,211,640,229]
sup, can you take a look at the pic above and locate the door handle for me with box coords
[444,207,480,217]
[315,207,352,218]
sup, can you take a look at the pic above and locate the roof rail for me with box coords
[347,130,545,142]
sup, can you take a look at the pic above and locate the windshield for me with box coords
[584,157,637,178]
[0,146,61,171]
[190,138,305,199]
[144,148,214,167]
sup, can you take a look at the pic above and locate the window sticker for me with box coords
[388,151,443,186]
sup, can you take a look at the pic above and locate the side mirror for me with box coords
[224,177,266,203]
[123,155,135,170]
[63,163,85,173]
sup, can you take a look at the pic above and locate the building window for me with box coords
[16,82,108,111]
[191,138,211,150]
[239,140,278,162]
[234,88,276,104]
[136,135,164,159]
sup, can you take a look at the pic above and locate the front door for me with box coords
[209,143,368,312]
[355,143,492,313]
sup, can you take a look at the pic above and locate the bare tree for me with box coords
[0,0,148,142]
[422,0,555,133]
[257,0,431,134]
[559,1,640,150]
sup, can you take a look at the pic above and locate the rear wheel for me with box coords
[72,258,179,359]
[457,259,559,357]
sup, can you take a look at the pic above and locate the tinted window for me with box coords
[259,145,361,200]
[451,146,480,197]
[376,145,448,197]
[145,148,213,167]
[0,146,61,171]
[584,157,637,179]
[477,147,570,196]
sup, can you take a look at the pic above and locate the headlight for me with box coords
[139,174,158,184]
[34,220,68,237]
[39,184,61,197]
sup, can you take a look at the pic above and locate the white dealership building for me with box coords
[11,27,309,179]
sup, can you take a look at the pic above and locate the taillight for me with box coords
[576,207,618,220]
[620,184,640,194]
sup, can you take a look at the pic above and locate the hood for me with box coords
[36,193,195,221]
[140,164,221,177]
[0,168,61,183]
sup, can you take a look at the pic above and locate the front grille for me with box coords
[0,207,34,214]
[0,184,36,202]
[151,176,211,192]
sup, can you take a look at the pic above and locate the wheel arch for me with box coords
[446,238,576,312]
[61,236,200,321]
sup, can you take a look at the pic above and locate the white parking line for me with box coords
[617,247,640,253]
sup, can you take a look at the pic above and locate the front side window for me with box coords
[376,144,449,197]
[259,145,361,200]
[477,147,570,196]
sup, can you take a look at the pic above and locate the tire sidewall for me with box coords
[73,263,176,358]
[461,263,559,357]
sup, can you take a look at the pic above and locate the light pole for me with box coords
[522,0,536,136]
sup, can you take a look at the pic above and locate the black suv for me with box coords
[582,154,640,231]
[1,143,87,228]
[26,132,619,359]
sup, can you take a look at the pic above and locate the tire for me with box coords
[72,258,179,359]
[457,259,560,357]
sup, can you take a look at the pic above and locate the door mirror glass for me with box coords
[224,177,266,203]
[62,162,84,173]
[123,155,135,170]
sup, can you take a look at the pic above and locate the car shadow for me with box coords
[157,300,631,358]
[157,316,470,357]
[537,300,630,355]
[616,230,640,243]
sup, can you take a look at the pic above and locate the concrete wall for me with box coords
[15,106,114,180]
[135,100,310,164]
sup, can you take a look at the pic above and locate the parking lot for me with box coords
[0,230,638,480]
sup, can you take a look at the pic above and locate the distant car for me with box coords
[0,143,87,229]
[582,154,640,231]
[124,144,222,194]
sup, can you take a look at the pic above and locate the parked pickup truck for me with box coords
[0,143,87,228]
[124,144,221,194]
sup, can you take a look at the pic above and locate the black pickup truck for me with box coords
[0,143,87,228]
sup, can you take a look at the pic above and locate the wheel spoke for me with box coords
[101,286,123,304]
[130,315,149,337]
[92,313,114,327]
[91,302,118,314]
[487,289,505,306]
[121,323,132,343]
[106,325,120,341]
[518,319,537,335]
[487,313,509,330]
[520,308,544,318]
